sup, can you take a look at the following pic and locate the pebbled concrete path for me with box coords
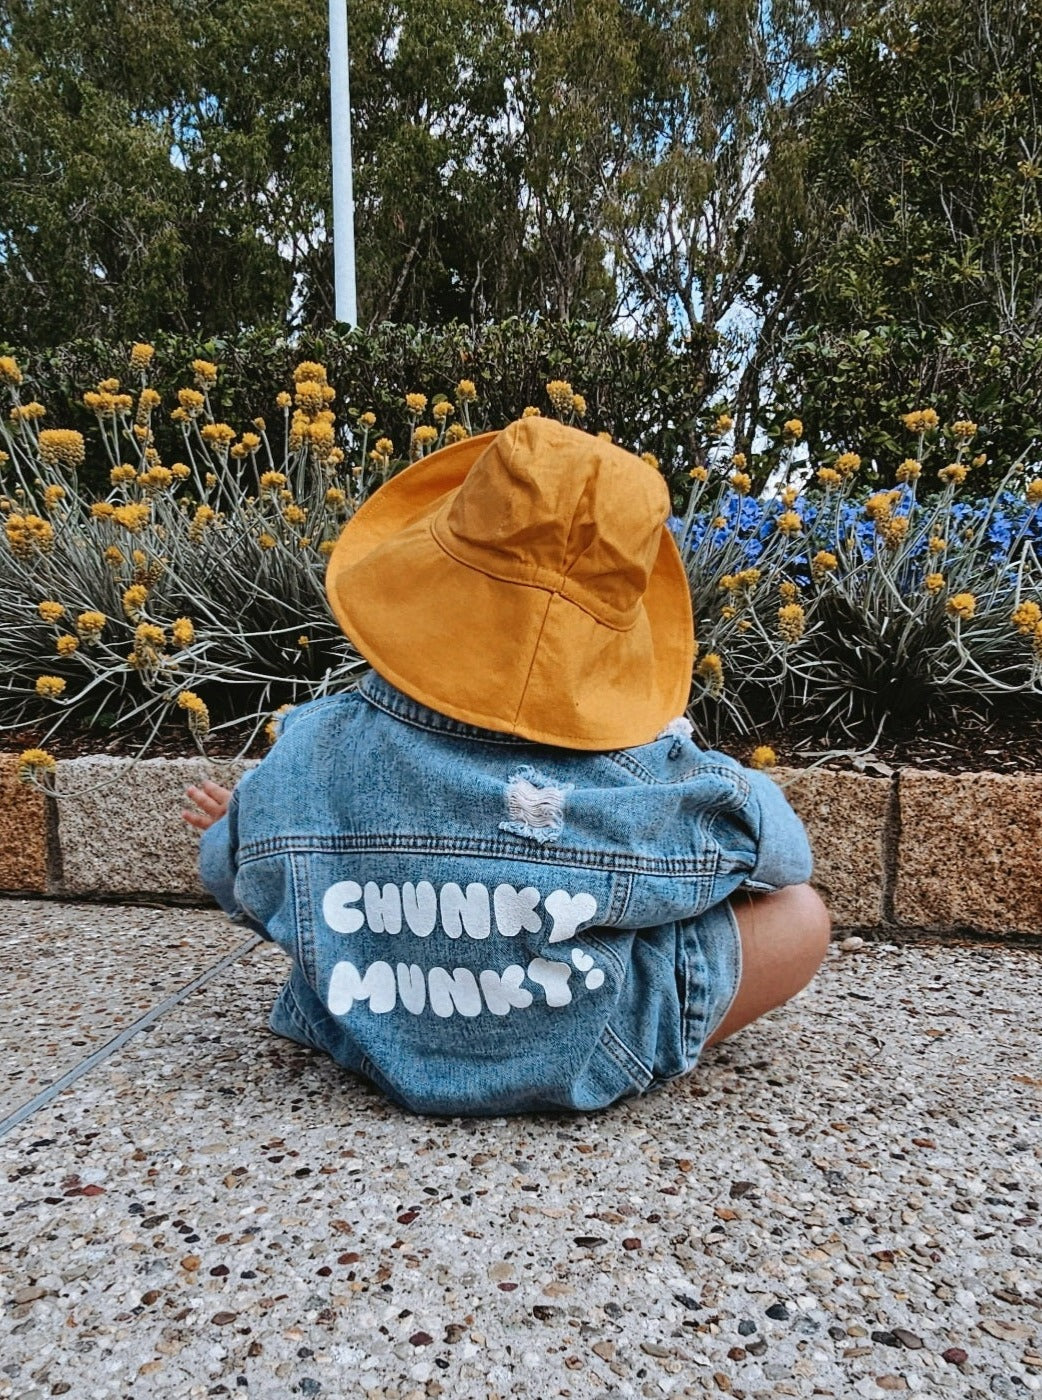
[0,899,1040,1400]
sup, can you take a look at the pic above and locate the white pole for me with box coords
[328,0,357,326]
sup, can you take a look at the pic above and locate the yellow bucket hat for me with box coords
[325,416,694,750]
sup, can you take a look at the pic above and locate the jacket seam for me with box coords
[236,833,719,878]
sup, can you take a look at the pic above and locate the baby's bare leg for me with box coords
[705,883,831,1046]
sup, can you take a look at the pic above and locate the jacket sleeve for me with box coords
[701,749,815,892]
[197,771,272,940]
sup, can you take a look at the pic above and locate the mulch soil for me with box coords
[6,705,1042,774]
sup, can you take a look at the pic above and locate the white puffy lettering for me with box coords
[493,884,542,937]
[396,962,426,1014]
[439,883,491,940]
[428,966,482,1017]
[479,965,534,1015]
[327,959,396,1015]
[544,890,598,944]
[527,957,573,1006]
[364,881,402,934]
[402,880,438,936]
[323,880,364,934]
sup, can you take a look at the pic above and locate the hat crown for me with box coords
[437,417,669,626]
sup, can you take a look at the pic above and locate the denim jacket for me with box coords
[199,671,813,1116]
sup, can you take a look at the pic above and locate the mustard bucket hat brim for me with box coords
[325,417,694,750]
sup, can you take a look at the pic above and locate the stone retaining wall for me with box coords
[0,753,1034,935]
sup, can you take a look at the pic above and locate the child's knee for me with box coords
[790,882,832,973]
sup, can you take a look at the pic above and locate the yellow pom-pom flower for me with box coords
[37,600,65,624]
[17,748,56,784]
[946,591,976,620]
[191,359,218,389]
[129,343,155,371]
[56,634,78,655]
[749,746,777,771]
[456,379,477,403]
[38,429,86,469]
[405,392,428,415]
[0,355,23,386]
[35,675,66,699]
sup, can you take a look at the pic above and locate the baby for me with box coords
[184,418,829,1116]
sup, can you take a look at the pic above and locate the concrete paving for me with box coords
[0,898,1040,1400]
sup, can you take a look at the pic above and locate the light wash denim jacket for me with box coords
[199,671,813,1116]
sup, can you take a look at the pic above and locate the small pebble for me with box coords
[943,1348,969,1365]
[840,936,865,952]
[765,1304,790,1321]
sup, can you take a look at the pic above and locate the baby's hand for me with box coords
[182,780,233,832]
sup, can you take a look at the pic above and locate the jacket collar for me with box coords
[357,670,530,746]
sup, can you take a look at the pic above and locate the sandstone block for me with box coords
[774,767,891,929]
[55,755,257,898]
[0,753,50,893]
[895,769,1042,933]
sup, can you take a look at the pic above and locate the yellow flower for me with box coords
[776,510,802,535]
[938,464,968,487]
[412,425,438,447]
[177,387,205,416]
[110,463,138,485]
[405,393,428,415]
[10,401,46,424]
[731,452,747,470]
[134,621,165,648]
[928,535,947,553]
[295,380,329,414]
[0,355,23,386]
[38,429,86,469]
[782,418,803,440]
[925,572,945,594]
[522,406,541,418]
[293,361,327,385]
[721,604,736,620]
[276,392,292,410]
[834,452,861,477]
[283,504,308,526]
[641,452,660,471]
[946,591,976,621]
[136,387,161,418]
[319,539,336,557]
[325,487,347,509]
[122,584,149,619]
[171,617,195,648]
[252,417,266,432]
[971,452,987,468]
[445,424,468,443]
[951,419,977,439]
[114,503,150,532]
[883,515,910,547]
[83,391,116,416]
[713,413,734,434]
[298,635,310,648]
[76,610,107,639]
[190,504,216,541]
[357,410,377,429]
[103,545,125,568]
[5,513,54,555]
[201,422,236,448]
[456,380,477,403]
[779,581,800,603]
[265,703,295,744]
[749,746,776,770]
[91,500,115,520]
[35,674,66,699]
[896,458,922,483]
[1026,480,1042,504]
[37,600,65,624]
[689,465,709,482]
[130,343,155,371]
[696,651,724,697]
[865,491,897,522]
[780,486,798,508]
[192,359,218,389]
[1012,601,1042,635]
[546,380,574,414]
[260,471,287,492]
[258,532,277,550]
[571,394,587,418]
[811,550,838,580]
[176,690,210,737]
[17,748,56,784]
[730,471,751,494]
[816,467,841,488]
[56,634,78,655]
[901,408,940,433]
[713,515,727,530]
[99,377,121,393]
[139,466,173,494]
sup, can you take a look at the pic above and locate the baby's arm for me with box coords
[182,780,233,832]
